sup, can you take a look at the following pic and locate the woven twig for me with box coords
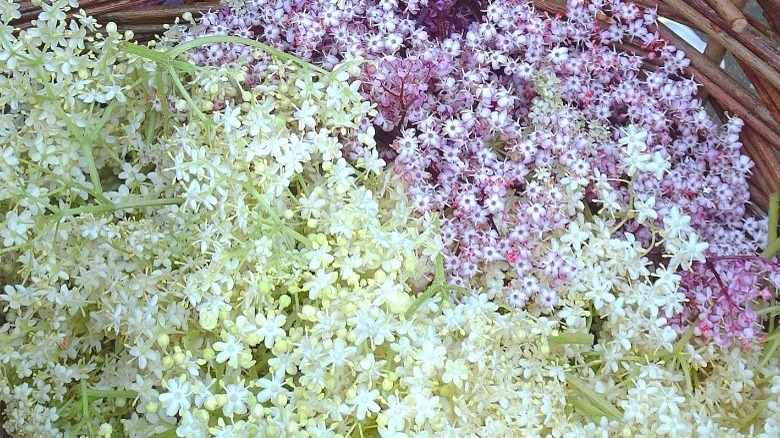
[11,0,219,40]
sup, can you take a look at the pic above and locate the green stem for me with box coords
[672,324,696,356]
[20,158,99,204]
[611,178,635,232]
[167,65,211,125]
[44,86,110,205]
[165,36,329,76]
[566,372,623,422]
[404,281,470,319]
[149,429,179,438]
[741,399,770,431]
[758,333,780,369]
[549,333,595,345]
[757,306,780,315]
[155,69,176,133]
[760,237,780,260]
[54,197,183,219]
[119,41,171,64]
[583,202,594,223]
[570,397,609,423]
[86,388,137,399]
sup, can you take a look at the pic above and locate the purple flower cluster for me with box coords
[181,0,776,347]
[672,256,780,349]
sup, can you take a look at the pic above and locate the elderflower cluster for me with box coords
[183,0,774,350]
[2,1,780,437]
[0,1,427,434]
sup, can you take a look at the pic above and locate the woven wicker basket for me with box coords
[11,0,780,212]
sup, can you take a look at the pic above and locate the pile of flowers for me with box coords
[1,0,779,436]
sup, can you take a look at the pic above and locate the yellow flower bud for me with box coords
[161,356,174,370]
[540,341,550,356]
[175,99,188,112]
[300,305,317,321]
[251,404,264,420]
[266,425,280,437]
[195,408,209,423]
[199,310,219,331]
[239,351,256,369]
[403,257,418,273]
[98,423,112,437]
[278,294,292,309]
[204,396,218,411]
[145,401,158,414]
[382,378,393,392]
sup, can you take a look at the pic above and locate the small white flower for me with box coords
[662,206,692,239]
[218,104,242,134]
[347,384,380,420]
[213,334,245,368]
[294,100,318,130]
[633,196,658,223]
[441,359,469,387]
[159,375,193,418]
[222,381,252,418]
[256,369,287,403]
[254,311,287,349]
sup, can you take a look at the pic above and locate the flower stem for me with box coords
[566,372,623,421]
[55,197,184,219]
[548,333,594,345]
[165,36,329,76]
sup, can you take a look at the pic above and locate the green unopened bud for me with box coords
[204,396,218,411]
[252,403,264,420]
[161,356,174,370]
[266,425,280,437]
[403,257,418,273]
[145,401,159,414]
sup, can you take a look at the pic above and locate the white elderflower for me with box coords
[254,311,287,349]
[256,369,288,404]
[1,209,34,246]
[159,375,193,418]
[213,334,245,369]
[662,206,692,240]
[666,232,709,271]
[221,380,252,418]
[347,384,381,421]
[633,195,658,223]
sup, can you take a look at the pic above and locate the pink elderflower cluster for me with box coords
[671,256,780,348]
[182,0,776,346]
[365,55,445,131]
